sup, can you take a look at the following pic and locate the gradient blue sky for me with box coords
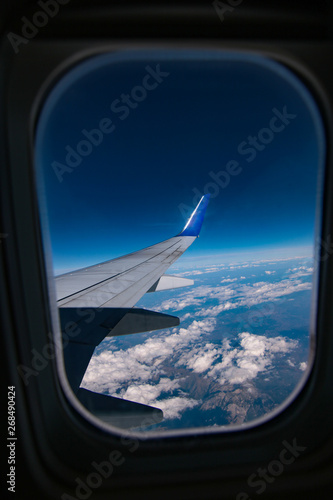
[35,51,325,274]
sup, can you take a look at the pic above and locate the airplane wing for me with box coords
[56,194,210,428]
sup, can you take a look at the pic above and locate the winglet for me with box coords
[178,194,210,237]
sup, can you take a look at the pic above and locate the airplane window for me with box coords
[35,50,325,434]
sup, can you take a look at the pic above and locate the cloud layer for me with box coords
[81,257,312,425]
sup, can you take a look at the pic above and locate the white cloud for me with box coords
[156,296,203,311]
[177,343,220,373]
[156,285,217,312]
[157,397,200,420]
[174,329,298,389]
[177,264,225,277]
[121,378,179,405]
[251,256,309,265]
[287,266,314,279]
[196,301,236,317]
[118,380,200,420]
[299,361,307,371]
[180,312,192,321]
[177,270,204,276]
[235,279,312,308]
[207,332,298,385]
[156,271,312,320]
[81,319,216,419]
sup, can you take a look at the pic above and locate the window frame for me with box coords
[1,35,333,500]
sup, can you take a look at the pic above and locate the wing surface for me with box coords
[56,236,196,308]
[56,194,209,309]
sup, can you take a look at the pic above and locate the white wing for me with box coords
[56,194,210,428]
[56,194,209,309]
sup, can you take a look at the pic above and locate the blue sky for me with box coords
[35,51,325,274]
